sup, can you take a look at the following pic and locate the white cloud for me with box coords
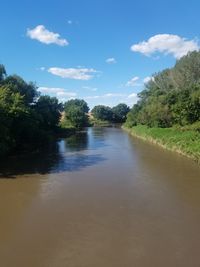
[131,34,199,59]
[126,76,140,87]
[128,93,137,99]
[38,87,77,101]
[56,91,77,97]
[38,87,65,94]
[85,92,138,109]
[48,67,97,80]
[40,67,45,71]
[143,76,152,84]
[106,58,117,64]
[84,93,125,100]
[27,25,68,46]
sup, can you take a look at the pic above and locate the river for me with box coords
[0,127,200,267]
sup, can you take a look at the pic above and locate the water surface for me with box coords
[0,127,200,267]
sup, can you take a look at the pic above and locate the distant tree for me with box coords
[64,99,89,129]
[91,105,113,121]
[112,103,130,122]
[67,105,88,129]
[64,99,89,113]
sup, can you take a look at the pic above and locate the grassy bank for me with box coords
[123,125,200,163]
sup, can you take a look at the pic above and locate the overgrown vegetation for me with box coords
[124,51,200,162]
[126,51,200,128]
[0,65,64,157]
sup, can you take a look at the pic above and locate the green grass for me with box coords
[123,125,200,163]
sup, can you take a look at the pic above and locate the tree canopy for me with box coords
[126,51,200,128]
[91,103,130,123]
[112,103,130,123]
[64,99,89,129]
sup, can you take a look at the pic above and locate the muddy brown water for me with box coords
[0,127,200,267]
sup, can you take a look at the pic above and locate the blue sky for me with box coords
[0,0,200,109]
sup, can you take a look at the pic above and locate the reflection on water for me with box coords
[64,130,89,152]
[0,127,200,267]
[0,128,106,178]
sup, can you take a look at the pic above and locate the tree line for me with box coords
[0,65,130,157]
[125,51,200,129]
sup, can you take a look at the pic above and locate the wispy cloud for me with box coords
[38,87,77,101]
[126,76,140,87]
[106,58,117,64]
[82,86,98,92]
[143,76,152,84]
[131,34,199,59]
[128,93,137,99]
[48,67,97,80]
[84,93,125,100]
[84,92,138,108]
[27,25,68,46]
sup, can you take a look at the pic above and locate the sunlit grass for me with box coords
[124,125,200,163]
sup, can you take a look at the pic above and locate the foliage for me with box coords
[2,75,39,104]
[112,103,130,122]
[64,99,89,113]
[64,99,89,129]
[92,103,130,123]
[0,65,64,157]
[34,95,62,131]
[91,105,113,121]
[126,51,200,128]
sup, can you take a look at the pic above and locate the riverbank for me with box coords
[89,117,113,127]
[123,125,200,163]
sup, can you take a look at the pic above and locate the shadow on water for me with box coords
[0,129,107,179]
[64,130,89,152]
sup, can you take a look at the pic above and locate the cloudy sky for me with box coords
[0,0,199,109]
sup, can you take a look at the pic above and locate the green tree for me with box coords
[67,106,88,129]
[0,85,28,155]
[64,99,89,129]
[35,95,62,131]
[3,75,39,104]
[91,105,113,121]
[0,66,65,157]
[126,51,200,128]
[64,99,89,113]
[112,103,130,123]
